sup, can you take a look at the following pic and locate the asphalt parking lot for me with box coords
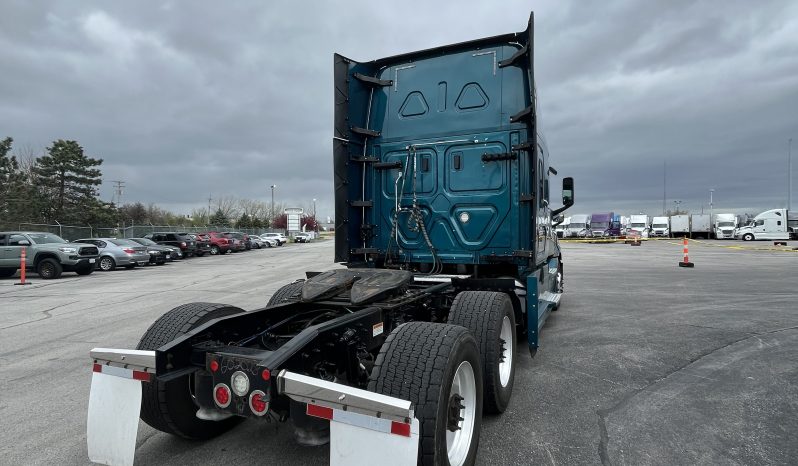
[1,238,796,465]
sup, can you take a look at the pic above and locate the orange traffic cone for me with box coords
[678,237,694,268]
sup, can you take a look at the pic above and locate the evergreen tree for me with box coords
[237,213,252,229]
[209,208,230,226]
[0,137,20,217]
[32,140,103,223]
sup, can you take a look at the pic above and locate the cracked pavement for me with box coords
[1,239,796,465]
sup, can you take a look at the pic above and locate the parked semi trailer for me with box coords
[628,214,650,238]
[735,209,794,241]
[86,13,575,466]
[690,214,711,239]
[670,214,690,238]
[650,216,670,237]
[714,213,738,239]
[589,212,619,237]
[555,217,571,238]
[566,214,590,237]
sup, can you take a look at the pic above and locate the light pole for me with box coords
[673,200,682,213]
[270,184,276,227]
[313,197,319,234]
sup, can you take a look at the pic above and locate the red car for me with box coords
[199,232,233,255]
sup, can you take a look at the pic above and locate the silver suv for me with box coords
[261,233,287,246]
[0,231,99,279]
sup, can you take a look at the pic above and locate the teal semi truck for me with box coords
[87,12,574,466]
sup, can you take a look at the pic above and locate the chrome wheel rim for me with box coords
[446,360,477,466]
[100,257,112,271]
[499,316,513,387]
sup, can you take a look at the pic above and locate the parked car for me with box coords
[223,234,246,252]
[249,235,266,249]
[144,232,197,257]
[198,232,233,255]
[181,233,210,256]
[261,232,287,246]
[73,238,150,271]
[128,238,177,263]
[0,231,98,279]
[222,231,252,250]
[294,233,312,243]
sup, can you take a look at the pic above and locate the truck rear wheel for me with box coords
[267,280,305,307]
[136,302,245,439]
[369,322,483,466]
[448,291,516,414]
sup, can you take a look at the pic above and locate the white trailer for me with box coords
[628,215,650,238]
[555,217,571,238]
[650,216,669,237]
[735,209,792,241]
[670,215,690,238]
[714,213,738,239]
[566,214,590,238]
[690,214,711,239]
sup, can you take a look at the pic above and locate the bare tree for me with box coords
[215,195,240,220]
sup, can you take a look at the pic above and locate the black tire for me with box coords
[210,245,220,255]
[36,258,63,279]
[267,280,305,307]
[369,322,483,466]
[98,256,116,271]
[136,302,245,439]
[448,291,516,414]
[75,264,95,275]
[743,233,754,241]
[0,268,17,278]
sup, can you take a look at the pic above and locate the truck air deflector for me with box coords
[334,14,538,269]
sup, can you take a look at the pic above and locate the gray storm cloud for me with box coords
[1,0,796,219]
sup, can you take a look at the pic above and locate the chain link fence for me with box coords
[0,222,283,240]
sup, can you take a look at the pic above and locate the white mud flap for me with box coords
[88,349,155,466]
[87,350,419,466]
[305,404,420,466]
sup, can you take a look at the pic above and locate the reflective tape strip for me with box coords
[93,363,152,382]
[306,403,414,437]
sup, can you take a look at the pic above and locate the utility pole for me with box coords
[270,184,277,226]
[111,180,125,206]
[207,194,213,223]
[313,198,317,234]
[709,189,714,224]
[787,138,792,211]
[662,161,666,215]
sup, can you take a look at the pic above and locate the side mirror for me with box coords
[562,177,574,206]
[551,177,574,217]
[552,214,565,226]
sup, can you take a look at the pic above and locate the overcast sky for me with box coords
[2,0,797,219]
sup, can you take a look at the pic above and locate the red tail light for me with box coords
[214,383,231,408]
[122,248,135,254]
[261,369,271,381]
[209,360,219,372]
[249,390,268,416]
